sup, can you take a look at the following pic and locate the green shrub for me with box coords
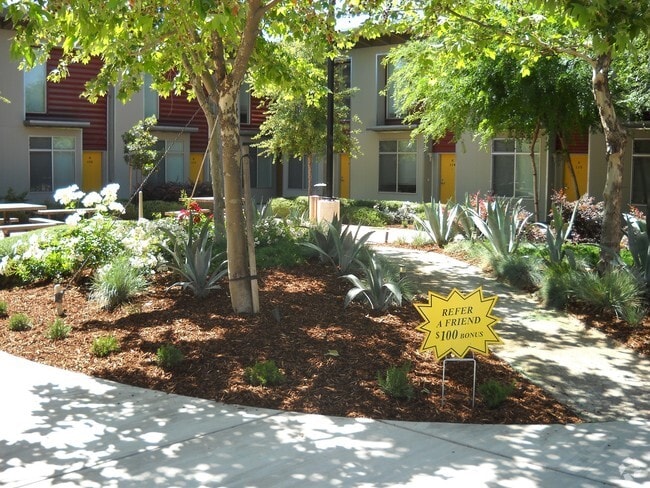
[489,253,541,291]
[540,264,579,309]
[377,362,414,400]
[47,318,71,340]
[7,313,31,331]
[256,239,306,268]
[92,335,120,357]
[341,206,389,226]
[90,255,149,309]
[0,301,8,318]
[270,197,308,219]
[244,360,285,387]
[156,344,184,370]
[478,379,515,409]
[571,267,646,325]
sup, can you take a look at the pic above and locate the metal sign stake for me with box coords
[441,352,477,408]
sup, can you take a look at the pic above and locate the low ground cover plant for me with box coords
[7,313,31,331]
[47,318,71,340]
[92,335,120,357]
[478,379,515,409]
[377,362,414,400]
[156,344,184,370]
[244,360,285,387]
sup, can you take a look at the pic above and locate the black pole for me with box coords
[326,56,334,198]
[325,0,335,199]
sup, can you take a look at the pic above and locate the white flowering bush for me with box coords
[254,217,307,247]
[54,183,125,224]
[0,184,168,285]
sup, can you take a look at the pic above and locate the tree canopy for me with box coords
[5,0,356,313]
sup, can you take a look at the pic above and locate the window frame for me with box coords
[378,139,417,194]
[24,61,47,114]
[631,138,650,205]
[28,135,77,192]
[491,138,537,198]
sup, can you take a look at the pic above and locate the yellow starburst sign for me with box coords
[414,287,502,360]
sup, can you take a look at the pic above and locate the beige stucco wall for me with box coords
[348,44,428,203]
[0,28,31,199]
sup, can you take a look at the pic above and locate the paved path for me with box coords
[1,225,650,486]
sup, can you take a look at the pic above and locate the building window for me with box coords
[378,140,416,193]
[144,74,159,119]
[25,62,46,113]
[491,138,537,197]
[29,136,76,192]
[377,55,402,125]
[631,139,650,205]
[248,146,273,189]
[149,138,185,185]
[288,156,322,191]
[239,83,251,125]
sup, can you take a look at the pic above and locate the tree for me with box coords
[122,116,159,193]
[253,43,359,196]
[387,43,597,220]
[374,0,650,263]
[6,0,342,313]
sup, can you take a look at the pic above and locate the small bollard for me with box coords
[54,284,64,317]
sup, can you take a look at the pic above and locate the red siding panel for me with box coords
[43,49,107,151]
[555,132,589,154]
[431,132,456,153]
[158,93,208,153]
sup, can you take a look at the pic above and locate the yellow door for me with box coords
[339,153,350,198]
[439,153,456,202]
[563,154,588,201]
[190,153,205,183]
[82,151,102,192]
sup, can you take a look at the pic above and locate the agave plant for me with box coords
[342,251,410,311]
[301,215,373,273]
[624,212,650,284]
[467,197,531,258]
[161,219,227,297]
[412,199,459,247]
[537,202,578,267]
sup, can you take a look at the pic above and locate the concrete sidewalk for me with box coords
[1,226,650,486]
[1,352,649,487]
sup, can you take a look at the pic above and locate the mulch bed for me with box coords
[0,261,583,424]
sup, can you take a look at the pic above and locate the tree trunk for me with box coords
[219,88,254,313]
[592,53,627,266]
[206,112,226,241]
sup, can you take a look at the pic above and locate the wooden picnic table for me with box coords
[0,203,47,224]
[0,203,62,237]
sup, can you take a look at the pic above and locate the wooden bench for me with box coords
[37,208,95,220]
[0,217,63,237]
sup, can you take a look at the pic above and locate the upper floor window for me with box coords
[377,55,402,125]
[492,138,538,198]
[29,135,76,192]
[25,62,46,113]
[631,139,650,205]
[144,74,159,119]
[378,139,416,193]
[239,83,251,125]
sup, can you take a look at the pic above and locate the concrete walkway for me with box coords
[1,226,650,486]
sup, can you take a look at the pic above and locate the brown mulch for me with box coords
[0,262,583,424]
